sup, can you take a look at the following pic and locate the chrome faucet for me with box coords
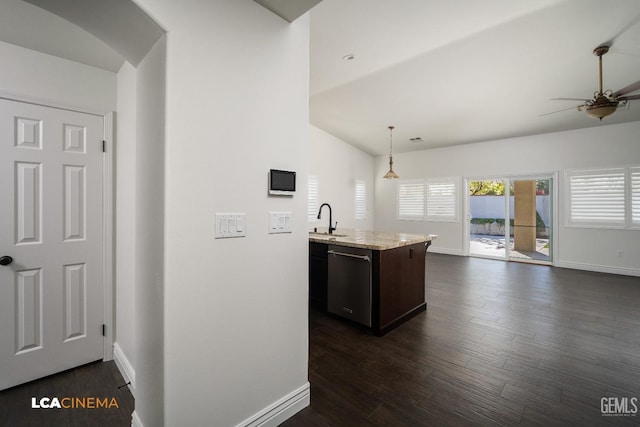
[317,203,337,234]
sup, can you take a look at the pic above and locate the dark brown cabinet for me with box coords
[309,242,328,311]
[309,241,426,336]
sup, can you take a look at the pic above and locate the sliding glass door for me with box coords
[509,177,552,263]
[467,175,553,264]
[468,179,509,259]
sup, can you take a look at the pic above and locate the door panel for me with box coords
[15,162,42,244]
[15,268,43,354]
[0,99,104,390]
[509,178,552,263]
[468,179,508,259]
[63,165,86,241]
[63,263,86,342]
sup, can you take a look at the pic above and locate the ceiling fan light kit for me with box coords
[586,46,617,120]
[584,97,619,120]
[547,44,640,120]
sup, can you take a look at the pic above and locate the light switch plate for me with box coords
[269,211,292,234]
[215,213,246,238]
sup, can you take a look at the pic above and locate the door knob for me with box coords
[0,256,13,266]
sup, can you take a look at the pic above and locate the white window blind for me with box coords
[308,175,319,223]
[426,178,458,222]
[632,167,640,227]
[568,169,625,227]
[398,180,425,220]
[355,180,366,220]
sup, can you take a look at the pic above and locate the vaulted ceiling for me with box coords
[0,0,163,72]
[2,0,639,158]
[24,0,164,67]
[309,0,640,155]
[0,0,124,71]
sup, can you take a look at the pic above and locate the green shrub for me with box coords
[471,213,547,231]
[536,211,546,229]
[470,218,495,225]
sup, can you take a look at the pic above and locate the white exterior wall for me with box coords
[309,125,375,231]
[375,121,640,275]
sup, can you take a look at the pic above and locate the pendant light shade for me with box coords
[383,125,399,179]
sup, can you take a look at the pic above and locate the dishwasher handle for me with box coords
[327,250,371,262]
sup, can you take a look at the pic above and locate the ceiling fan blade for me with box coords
[550,97,591,102]
[600,13,640,47]
[619,94,640,101]
[613,80,640,97]
[539,105,585,117]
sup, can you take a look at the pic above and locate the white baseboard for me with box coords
[428,246,463,256]
[131,410,143,427]
[113,342,136,395]
[236,382,310,427]
[556,261,640,277]
[429,250,639,277]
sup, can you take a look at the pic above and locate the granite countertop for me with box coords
[309,228,437,251]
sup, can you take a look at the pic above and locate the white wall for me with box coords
[374,121,640,275]
[135,1,310,425]
[309,125,375,231]
[0,40,115,112]
[133,35,166,427]
[114,61,137,393]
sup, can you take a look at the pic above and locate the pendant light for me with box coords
[383,125,399,179]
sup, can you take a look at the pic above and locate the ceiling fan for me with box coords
[545,45,640,120]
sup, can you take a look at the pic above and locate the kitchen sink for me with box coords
[309,232,348,237]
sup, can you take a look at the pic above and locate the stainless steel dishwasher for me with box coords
[327,245,372,327]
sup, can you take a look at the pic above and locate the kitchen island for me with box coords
[309,229,436,336]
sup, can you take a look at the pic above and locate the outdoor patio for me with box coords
[470,234,550,262]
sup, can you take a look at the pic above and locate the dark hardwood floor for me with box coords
[0,360,134,427]
[284,254,640,426]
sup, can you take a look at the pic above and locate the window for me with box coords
[397,180,425,220]
[632,167,640,227]
[355,180,366,220]
[567,168,625,227]
[308,175,319,223]
[426,178,458,222]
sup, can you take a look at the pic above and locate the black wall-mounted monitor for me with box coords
[269,169,296,196]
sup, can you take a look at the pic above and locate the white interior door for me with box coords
[0,98,104,390]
